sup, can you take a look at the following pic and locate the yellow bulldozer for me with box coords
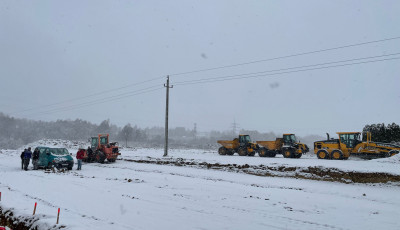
[256,134,309,158]
[217,134,259,156]
[314,132,400,160]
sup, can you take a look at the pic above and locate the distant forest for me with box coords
[0,112,279,149]
[362,123,400,143]
[2,113,397,150]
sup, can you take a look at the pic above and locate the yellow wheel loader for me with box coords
[256,134,309,158]
[314,132,400,160]
[217,135,259,156]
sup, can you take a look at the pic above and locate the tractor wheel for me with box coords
[95,151,106,163]
[294,153,302,158]
[238,147,248,156]
[247,150,255,156]
[317,150,329,159]
[343,157,349,160]
[267,151,277,157]
[108,158,116,163]
[282,148,294,158]
[226,150,234,155]
[218,147,228,155]
[258,148,268,157]
[331,150,343,160]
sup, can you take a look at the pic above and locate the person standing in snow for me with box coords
[20,149,26,170]
[76,148,85,170]
[32,148,40,170]
[23,147,32,171]
[87,146,93,162]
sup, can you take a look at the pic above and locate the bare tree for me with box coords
[120,124,133,147]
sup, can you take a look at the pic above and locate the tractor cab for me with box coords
[239,135,251,145]
[91,134,109,149]
[283,134,297,145]
[337,132,361,149]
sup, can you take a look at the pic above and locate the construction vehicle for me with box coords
[84,134,121,163]
[256,134,309,158]
[314,132,400,160]
[217,135,260,156]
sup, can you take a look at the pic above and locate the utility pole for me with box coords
[164,76,173,157]
[193,123,197,140]
[231,119,240,135]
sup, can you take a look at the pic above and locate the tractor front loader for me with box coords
[84,134,121,163]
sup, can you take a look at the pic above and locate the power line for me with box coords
[13,76,165,115]
[174,52,400,85]
[174,56,400,86]
[169,36,400,76]
[24,85,164,118]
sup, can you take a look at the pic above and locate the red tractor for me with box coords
[83,134,121,163]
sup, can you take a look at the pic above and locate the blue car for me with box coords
[36,147,74,170]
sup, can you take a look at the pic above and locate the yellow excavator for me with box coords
[314,132,400,160]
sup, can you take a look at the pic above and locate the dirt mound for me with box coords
[123,157,400,184]
[0,207,66,230]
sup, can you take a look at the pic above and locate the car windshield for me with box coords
[50,148,69,155]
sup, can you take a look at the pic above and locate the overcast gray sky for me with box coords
[1,0,399,136]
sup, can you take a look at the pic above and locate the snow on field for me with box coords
[120,148,400,175]
[0,141,400,230]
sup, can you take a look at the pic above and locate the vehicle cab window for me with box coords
[339,133,360,148]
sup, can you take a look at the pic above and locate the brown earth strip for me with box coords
[0,207,66,230]
[122,158,400,184]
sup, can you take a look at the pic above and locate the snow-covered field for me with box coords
[0,140,400,230]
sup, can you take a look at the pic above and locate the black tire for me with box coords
[258,148,268,157]
[218,147,228,155]
[108,158,115,163]
[317,150,329,159]
[67,166,73,170]
[267,151,277,157]
[238,147,248,156]
[95,151,106,163]
[294,153,302,158]
[282,148,294,158]
[331,150,343,160]
[248,150,255,156]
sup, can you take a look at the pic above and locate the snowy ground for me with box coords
[0,141,399,230]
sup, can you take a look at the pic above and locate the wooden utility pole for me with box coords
[164,76,173,156]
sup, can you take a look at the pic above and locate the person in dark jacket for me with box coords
[20,149,26,170]
[87,146,93,162]
[23,147,32,171]
[32,148,40,170]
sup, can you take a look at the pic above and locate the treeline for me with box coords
[0,112,280,149]
[362,123,400,143]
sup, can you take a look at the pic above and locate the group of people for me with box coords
[20,147,40,171]
[20,147,93,171]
